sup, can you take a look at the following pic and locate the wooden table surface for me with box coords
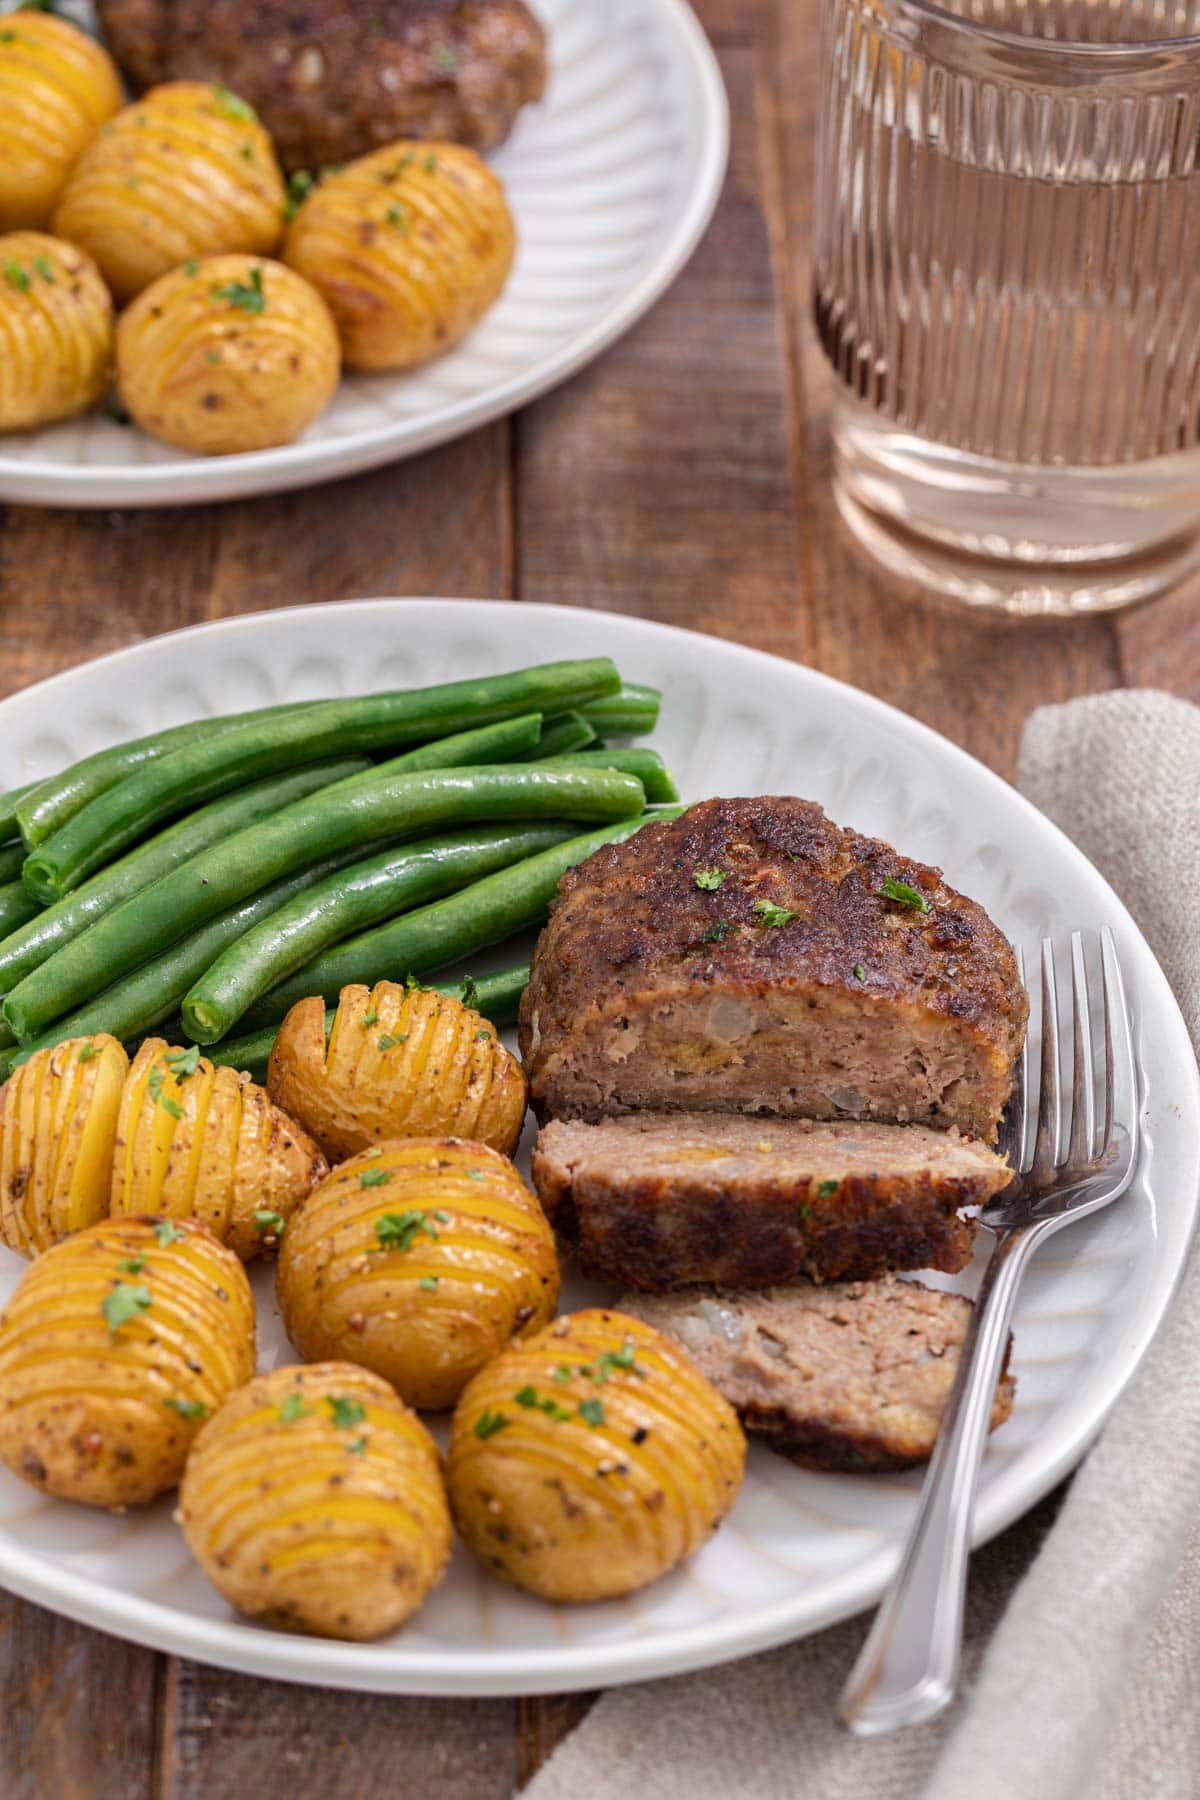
[3,1,1200,1793]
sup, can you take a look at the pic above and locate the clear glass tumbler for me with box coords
[812,0,1200,615]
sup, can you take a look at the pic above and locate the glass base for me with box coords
[832,399,1200,617]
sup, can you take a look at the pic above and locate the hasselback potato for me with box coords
[0,1215,255,1509]
[447,1309,747,1602]
[0,1033,128,1257]
[54,81,286,302]
[0,232,114,433]
[111,1038,328,1260]
[283,143,515,371]
[0,12,122,230]
[179,1362,451,1640]
[269,981,528,1164]
[116,255,341,455]
[277,1137,559,1410]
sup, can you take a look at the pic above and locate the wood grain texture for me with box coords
[0,0,1196,1792]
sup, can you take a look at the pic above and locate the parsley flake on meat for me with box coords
[876,877,931,914]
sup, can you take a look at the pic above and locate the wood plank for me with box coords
[1114,577,1200,702]
[0,1595,158,1800]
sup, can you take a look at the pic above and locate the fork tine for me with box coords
[1031,939,1062,1185]
[1100,926,1136,1159]
[1067,932,1095,1170]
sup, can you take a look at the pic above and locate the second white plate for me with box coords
[0,0,728,508]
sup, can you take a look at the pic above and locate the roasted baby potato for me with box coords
[277,1138,559,1411]
[111,1038,328,1260]
[283,142,515,370]
[447,1309,747,1602]
[54,81,286,302]
[0,233,114,433]
[0,1033,128,1256]
[116,255,341,455]
[0,11,122,229]
[179,1361,451,1640]
[269,981,528,1164]
[0,1215,255,1509]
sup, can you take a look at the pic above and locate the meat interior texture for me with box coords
[95,0,548,170]
[621,1278,1016,1473]
[533,1113,1010,1291]
[519,796,1028,1143]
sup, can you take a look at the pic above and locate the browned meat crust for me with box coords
[533,1113,1011,1291]
[96,0,547,170]
[621,1277,1016,1472]
[519,797,1027,1143]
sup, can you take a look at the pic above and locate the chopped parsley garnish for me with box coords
[155,1219,186,1246]
[515,1386,573,1421]
[347,1435,369,1454]
[278,1393,314,1423]
[327,1395,367,1429]
[701,920,733,943]
[754,898,799,928]
[103,401,132,426]
[254,1209,287,1238]
[363,1146,383,1159]
[239,142,254,161]
[102,1282,152,1338]
[591,1339,646,1383]
[876,877,931,914]
[282,169,315,221]
[164,1397,208,1421]
[419,1275,439,1292]
[213,83,256,122]
[459,975,479,1008]
[183,258,199,277]
[118,1255,147,1275]
[553,1365,573,1383]
[577,1399,605,1428]
[431,42,457,72]
[797,1202,811,1224]
[475,1029,491,1040]
[359,1168,393,1189]
[853,963,866,981]
[361,1008,379,1027]
[148,1064,184,1120]
[211,265,265,314]
[77,1041,97,1063]
[474,1408,509,1439]
[32,255,54,283]
[816,1179,839,1199]
[375,1209,439,1252]
[433,1210,449,1223]
[424,152,438,173]
[465,1170,485,1182]
[386,204,407,229]
[377,1032,406,1050]
[204,350,222,364]
[404,972,423,991]
[165,1044,200,1079]
[694,867,727,891]
[3,259,29,293]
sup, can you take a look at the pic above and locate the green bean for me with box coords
[0,759,369,998]
[238,809,681,1032]
[0,881,39,942]
[0,782,40,846]
[576,682,661,739]
[181,823,574,1043]
[14,707,310,850]
[4,762,644,1044]
[204,963,531,1083]
[525,713,597,759]
[538,749,678,804]
[24,659,620,900]
[0,844,26,886]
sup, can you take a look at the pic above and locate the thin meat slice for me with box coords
[532,1112,1010,1291]
[621,1276,1015,1472]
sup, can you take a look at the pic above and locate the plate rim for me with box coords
[0,595,1196,1696]
[0,0,730,510]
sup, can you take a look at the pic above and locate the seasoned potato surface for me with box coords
[0,1032,128,1256]
[0,232,114,433]
[0,12,122,229]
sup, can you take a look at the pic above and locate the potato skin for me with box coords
[269,981,528,1164]
[111,1037,328,1260]
[54,81,286,302]
[0,13,123,229]
[0,232,114,433]
[283,142,515,370]
[0,1033,129,1257]
[117,254,341,454]
[0,1215,255,1509]
[447,1309,747,1602]
[277,1138,558,1411]
[179,1361,451,1640]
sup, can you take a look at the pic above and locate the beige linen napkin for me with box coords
[525,689,1200,1800]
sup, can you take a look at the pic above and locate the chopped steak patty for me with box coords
[621,1277,1015,1472]
[96,0,548,171]
[532,1113,1010,1291]
[519,797,1027,1143]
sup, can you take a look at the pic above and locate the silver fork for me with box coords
[838,926,1140,1736]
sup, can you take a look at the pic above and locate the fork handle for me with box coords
[838,1222,1048,1735]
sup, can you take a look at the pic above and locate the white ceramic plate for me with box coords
[0,599,1196,1696]
[0,0,727,508]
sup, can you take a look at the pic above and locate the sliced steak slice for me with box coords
[519,796,1027,1143]
[621,1276,1015,1472]
[532,1112,1010,1291]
